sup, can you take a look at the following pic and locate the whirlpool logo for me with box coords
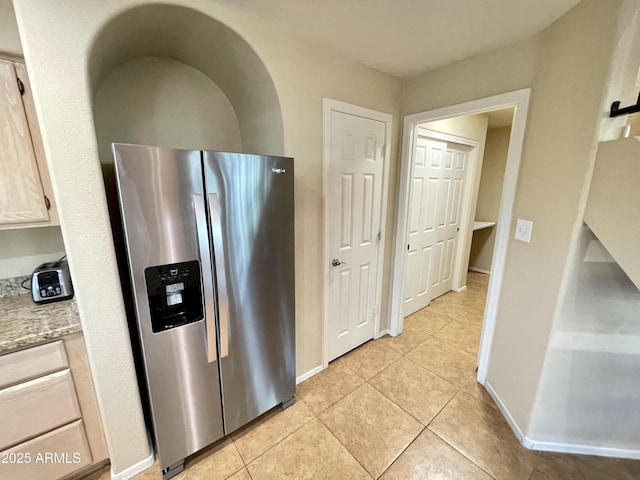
[271,168,286,174]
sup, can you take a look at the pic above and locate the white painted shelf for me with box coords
[549,332,640,355]
[473,221,496,231]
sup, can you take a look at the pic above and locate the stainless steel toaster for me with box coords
[31,260,74,304]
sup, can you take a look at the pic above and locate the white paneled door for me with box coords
[403,130,470,317]
[328,110,386,361]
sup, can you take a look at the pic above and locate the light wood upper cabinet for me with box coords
[0,59,58,228]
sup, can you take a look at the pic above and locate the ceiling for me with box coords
[224,0,581,78]
[3,0,582,78]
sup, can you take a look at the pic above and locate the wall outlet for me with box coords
[515,219,533,243]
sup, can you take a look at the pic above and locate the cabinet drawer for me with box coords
[0,420,92,480]
[0,341,68,389]
[0,370,81,450]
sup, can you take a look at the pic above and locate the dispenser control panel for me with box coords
[144,260,203,333]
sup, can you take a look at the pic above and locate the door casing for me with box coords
[322,98,392,370]
[390,88,531,384]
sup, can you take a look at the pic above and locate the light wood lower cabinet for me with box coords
[0,340,68,390]
[0,335,108,479]
[0,370,81,451]
[1,421,92,480]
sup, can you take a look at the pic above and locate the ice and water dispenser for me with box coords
[144,261,203,332]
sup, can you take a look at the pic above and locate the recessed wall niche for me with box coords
[90,3,284,160]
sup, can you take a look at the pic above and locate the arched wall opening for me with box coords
[89,3,284,160]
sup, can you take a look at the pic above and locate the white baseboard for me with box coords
[296,365,323,384]
[111,450,155,480]
[483,380,640,459]
[527,439,640,460]
[483,380,528,446]
[453,286,467,293]
[469,267,491,275]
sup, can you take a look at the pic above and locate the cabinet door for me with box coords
[0,59,49,224]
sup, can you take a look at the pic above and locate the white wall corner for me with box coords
[111,450,155,480]
[453,286,467,293]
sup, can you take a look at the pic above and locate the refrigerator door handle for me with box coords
[208,193,230,359]
[194,194,218,363]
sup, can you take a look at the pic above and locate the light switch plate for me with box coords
[515,219,533,243]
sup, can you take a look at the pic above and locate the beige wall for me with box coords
[12,0,401,474]
[419,114,489,288]
[491,0,623,432]
[0,1,66,280]
[0,0,21,56]
[469,126,511,273]
[404,37,537,116]
[94,57,243,163]
[405,0,625,433]
[0,227,66,278]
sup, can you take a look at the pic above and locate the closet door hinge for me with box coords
[17,77,25,96]
[382,144,387,158]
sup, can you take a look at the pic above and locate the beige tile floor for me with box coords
[86,272,640,480]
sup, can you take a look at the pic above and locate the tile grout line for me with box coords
[232,402,317,470]
[367,307,483,478]
[365,378,429,427]
[240,281,492,480]
[374,422,430,479]
[404,339,476,389]
[402,351,469,389]
[315,411,376,479]
[299,372,365,416]
[224,463,249,480]
[431,333,481,357]
[424,392,498,480]
[371,375,488,477]
[313,351,449,478]
[397,290,498,479]
[424,338,539,479]
[422,289,497,478]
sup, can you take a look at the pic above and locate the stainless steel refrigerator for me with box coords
[113,144,295,480]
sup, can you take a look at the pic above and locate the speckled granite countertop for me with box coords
[0,277,81,355]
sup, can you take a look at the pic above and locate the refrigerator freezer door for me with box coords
[203,151,296,433]
[114,144,225,471]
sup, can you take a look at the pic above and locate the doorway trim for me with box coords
[389,88,531,383]
[322,98,392,369]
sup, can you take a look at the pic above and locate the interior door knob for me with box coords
[331,258,346,267]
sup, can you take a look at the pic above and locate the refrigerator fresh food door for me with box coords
[114,144,225,471]
[203,151,296,433]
